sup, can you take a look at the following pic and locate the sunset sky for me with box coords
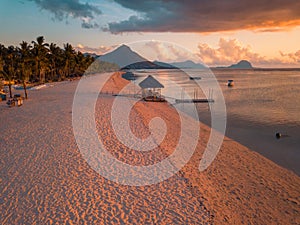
[1,0,300,67]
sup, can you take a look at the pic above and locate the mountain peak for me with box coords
[99,45,146,68]
[228,60,253,69]
[171,60,207,69]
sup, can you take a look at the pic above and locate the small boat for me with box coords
[189,76,202,80]
[227,80,234,87]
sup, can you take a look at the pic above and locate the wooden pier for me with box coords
[175,88,214,104]
[175,99,214,103]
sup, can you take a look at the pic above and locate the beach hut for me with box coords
[139,75,165,102]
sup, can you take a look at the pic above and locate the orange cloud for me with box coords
[144,41,195,62]
[249,20,300,32]
[280,50,300,63]
[75,44,114,55]
[197,38,300,67]
[108,1,300,34]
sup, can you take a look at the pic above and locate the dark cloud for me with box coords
[108,0,300,33]
[81,22,100,29]
[29,0,101,29]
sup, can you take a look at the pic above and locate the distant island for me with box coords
[215,60,254,69]
[87,45,300,71]
[98,45,208,70]
[170,60,207,69]
[98,45,256,70]
[99,45,147,68]
[99,45,176,69]
[228,60,253,69]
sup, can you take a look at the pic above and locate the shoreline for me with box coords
[109,72,300,224]
[0,72,299,224]
[195,98,300,176]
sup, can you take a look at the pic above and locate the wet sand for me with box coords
[0,72,299,224]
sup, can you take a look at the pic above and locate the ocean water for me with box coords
[132,69,300,175]
[211,69,300,126]
[211,69,300,176]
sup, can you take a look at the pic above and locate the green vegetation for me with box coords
[85,60,119,74]
[0,36,95,98]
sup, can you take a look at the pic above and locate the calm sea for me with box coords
[132,69,300,175]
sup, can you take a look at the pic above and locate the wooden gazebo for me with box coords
[139,75,165,102]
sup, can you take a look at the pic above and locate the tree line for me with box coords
[0,36,95,99]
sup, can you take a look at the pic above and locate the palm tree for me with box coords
[74,52,95,75]
[63,43,76,78]
[31,36,49,83]
[18,41,32,99]
[1,37,96,93]
[74,51,85,75]
[0,55,5,89]
[0,44,6,59]
[49,43,64,81]
[0,46,18,98]
[0,45,7,85]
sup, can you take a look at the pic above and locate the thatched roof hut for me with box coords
[139,75,164,89]
[139,75,165,102]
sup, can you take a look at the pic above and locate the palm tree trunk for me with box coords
[35,61,39,82]
[23,80,28,99]
[8,83,12,98]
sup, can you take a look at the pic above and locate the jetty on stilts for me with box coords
[175,88,214,103]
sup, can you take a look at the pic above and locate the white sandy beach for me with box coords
[0,72,299,224]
